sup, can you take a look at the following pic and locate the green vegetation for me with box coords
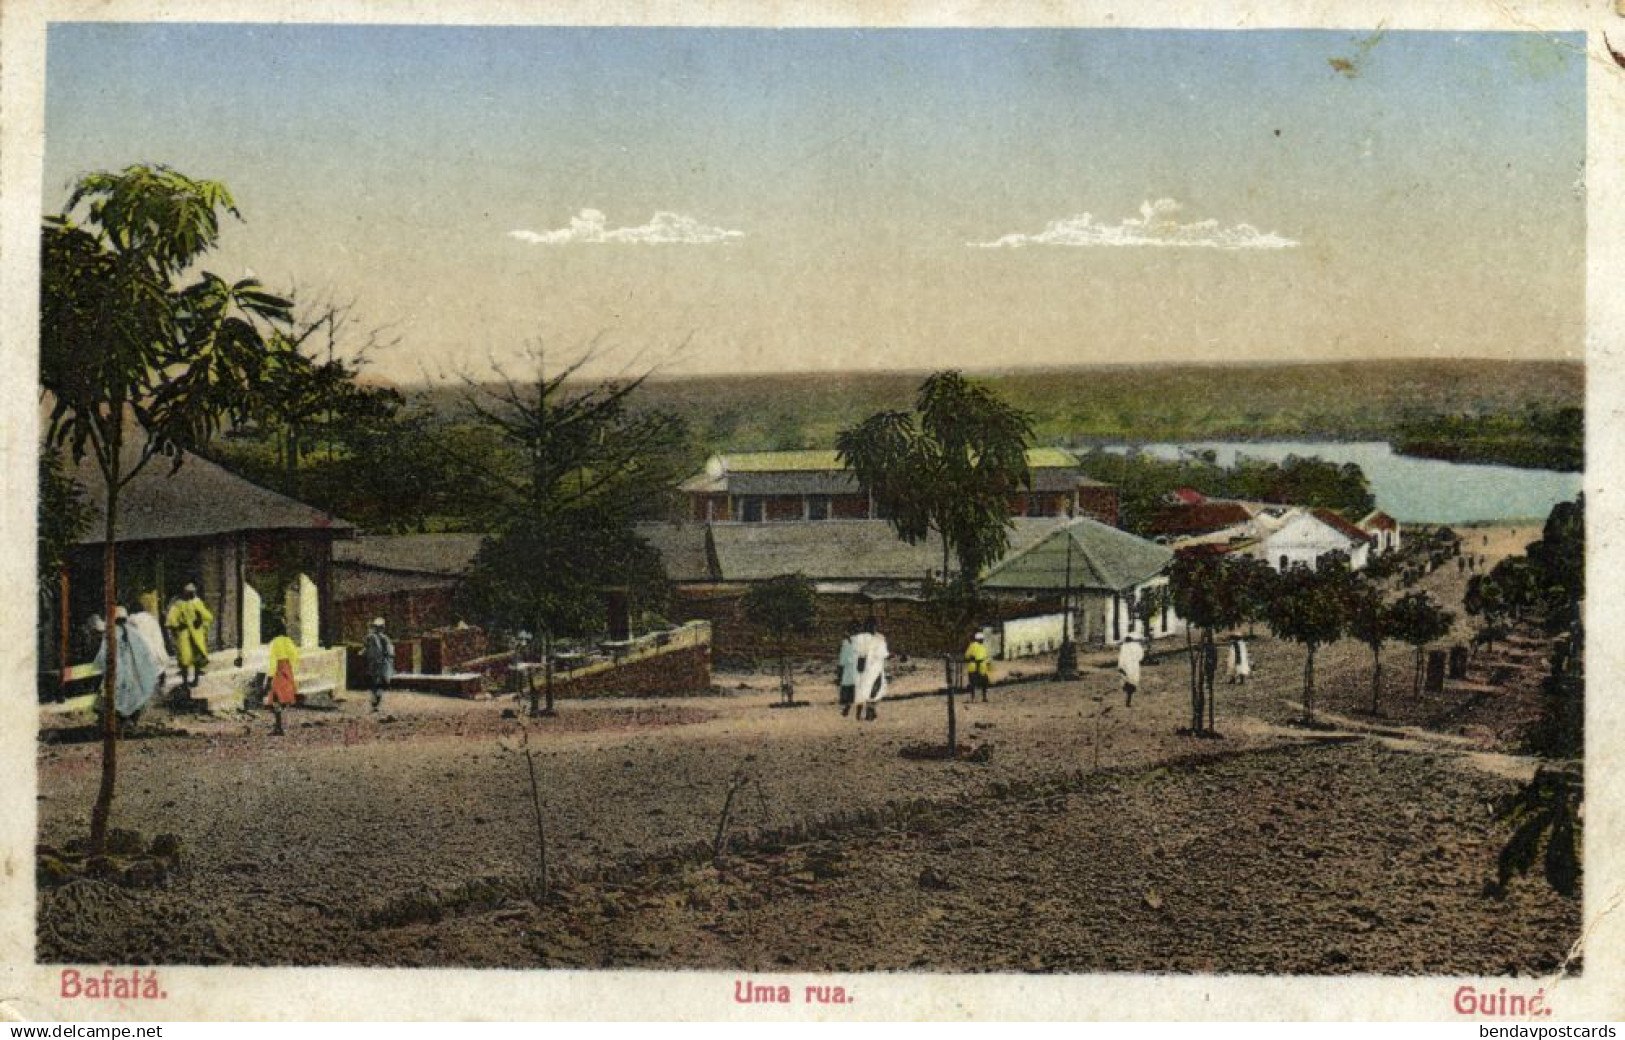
[454,360,688,661]
[1076,450,1375,536]
[41,164,294,850]
[1394,406,1582,472]
[602,359,1583,461]
[742,574,818,706]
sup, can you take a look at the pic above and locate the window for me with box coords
[807,496,830,521]
[740,498,764,523]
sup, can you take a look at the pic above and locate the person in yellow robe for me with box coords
[964,631,993,703]
[165,583,213,688]
[264,627,300,736]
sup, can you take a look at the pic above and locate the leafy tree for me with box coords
[1230,554,1278,638]
[40,165,292,849]
[742,573,818,705]
[836,370,1034,580]
[1526,494,1584,632]
[1346,579,1396,714]
[1491,497,1584,902]
[456,353,686,714]
[1169,551,1256,734]
[1387,591,1455,697]
[1491,767,1581,900]
[1265,557,1354,722]
[918,574,982,755]
[1463,572,1510,652]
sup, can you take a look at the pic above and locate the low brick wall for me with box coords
[335,587,458,645]
[673,587,1065,666]
[535,643,711,699]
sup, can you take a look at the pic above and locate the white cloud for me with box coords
[970,198,1299,251]
[508,208,743,245]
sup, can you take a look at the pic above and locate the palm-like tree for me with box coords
[41,165,292,849]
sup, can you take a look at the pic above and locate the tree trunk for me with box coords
[542,630,556,716]
[1370,646,1383,715]
[1206,646,1216,733]
[1413,646,1424,698]
[89,420,123,852]
[1303,646,1316,721]
[1185,626,1201,732]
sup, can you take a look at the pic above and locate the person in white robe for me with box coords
[127,592,171,697]
[852,619,888,721]
[1117,634,1145,707]
[93,607,162,723]
[1227,636,1251,685]
[836,625,859,717]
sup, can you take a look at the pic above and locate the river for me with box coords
[1099,441,1583,525]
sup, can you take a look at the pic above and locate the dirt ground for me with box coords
[35,524,1579,974]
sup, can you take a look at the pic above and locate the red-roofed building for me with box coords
[1147,501,1254,538]
[1358,510,1402,554]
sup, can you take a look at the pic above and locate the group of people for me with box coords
[87,583,214,727]
[82,582,398,735]
[1117,631,1251,706]
[831,620,1002,720]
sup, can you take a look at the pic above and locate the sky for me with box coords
[42,25,1587,382]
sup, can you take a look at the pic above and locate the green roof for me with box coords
[982,518,1173,593]
[721,450,845,472]
[716,447,1077,473]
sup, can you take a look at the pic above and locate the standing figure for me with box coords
[165,583,213,689]
[94,607,162,727]
[836,624,859,717]
[851,618,889,721]
[127,591,170,701]
[364,617,395,713]
[964,630,993,703]
[1227,635,1251,685]
[1117,633,1144,707]
[264,625,301,736]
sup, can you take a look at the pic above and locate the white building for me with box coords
[1261,509,1372,572]
[1358,510,1402,554]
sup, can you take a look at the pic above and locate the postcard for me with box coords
[2,0,1622,1022]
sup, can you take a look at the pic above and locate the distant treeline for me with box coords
[412,358,1583,460]
[1075,449,1375,537]
[1393,406,1582,473]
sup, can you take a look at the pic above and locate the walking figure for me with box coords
[851,618,888,721]
[836,623,858,717]
[165,583,213,689]
[264,625,300,736]
[964,630,993,703]
[1226,635,1251,685]
[1117,633,1144,707]
[364,617,394,713]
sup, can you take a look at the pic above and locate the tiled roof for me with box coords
[1147,501,1255,537]
[332,534,484,576]
[702,517,1072,583]
[1312,508,1376,543]
[982,518,1174,593]
[72,448,352,545]
[1358,510,1400,531]
[632,522,714,582]
[679,447,1098,495]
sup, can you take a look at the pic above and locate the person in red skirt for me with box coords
[264,624,301,736]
